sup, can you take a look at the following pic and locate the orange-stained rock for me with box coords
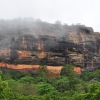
[39,51,46,58]
[18,50,30,59]
[74,67,81,73]
[0,62,81,74]
[0,62,5,67]
[0,49,10,56]
[47,66,62,74]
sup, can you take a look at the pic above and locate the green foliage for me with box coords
[16,95,45,100]
[2,72,12,80]
[0,71,2,76]
[80,71,94,81]
[13,71,28,80]
[37,82,55,95]
[60,96,70,100]
[69,78,80,89]
[18,76,34,83]
[0,73,14,100]
[93,89,100,100]
[34,76,48,83]
[89,82,100,93]
[54,77,70,92]
[93,70,100,78]
[61,90,78,97]
[44,94,53,100]
[1,70,28,81]
[8,82,37,96]
[60,64,76,77]
[46,90,60,100]
[75,82,89,93]
[72,94,86,100]
[54,77,80,93]
[37,65,51,77]
[1,67,100,100]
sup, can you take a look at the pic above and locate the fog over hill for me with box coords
[0,18,100,71]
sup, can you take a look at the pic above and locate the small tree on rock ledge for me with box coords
[60,64,76,77]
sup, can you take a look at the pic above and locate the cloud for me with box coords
[0,0,100,32]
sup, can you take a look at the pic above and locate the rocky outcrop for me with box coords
[0,19,100,71]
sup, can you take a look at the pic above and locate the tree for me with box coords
[60,64,76,77]
[18,76,34,83]
[68,78,80,89]
[0,71,14,100]
[80,71,94,81]
[44,94,53,100]
[37,82,60,99]
[93,70,100,78]
[34,76,48,83]
[54,77,70,92]
[2,72,12,80]
[89,82,100,93]
[37,64,52,78]
[37,82,55,95]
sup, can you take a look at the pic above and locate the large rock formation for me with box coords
[0,18,100,71]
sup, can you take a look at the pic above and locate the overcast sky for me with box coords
[0,0,100,32]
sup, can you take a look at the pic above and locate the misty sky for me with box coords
[0,0,100,32]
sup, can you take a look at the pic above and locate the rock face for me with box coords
[0,19,100,70]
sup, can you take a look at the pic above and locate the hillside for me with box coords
[0,18,100,71]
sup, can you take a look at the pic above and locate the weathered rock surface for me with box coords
[0,19,100,71]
